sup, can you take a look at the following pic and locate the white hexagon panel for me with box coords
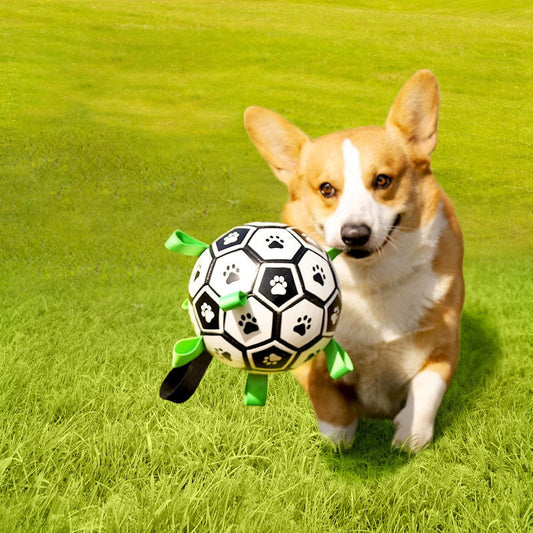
[279,298,324,351]
[247,227,302,261]
[188,248,212,299]
[209,249,258,297]
[247,221,287,228]
[297,249,338,302]
[223,296,274,349]
[289,335,331,370]
[203,335,247,370]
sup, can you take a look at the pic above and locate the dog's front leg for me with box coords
[392,366,449,453]
[293,353,358,446]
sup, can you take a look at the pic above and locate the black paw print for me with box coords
[214,347,232,361]
[223,264,240,284]
[293,315,312,336]
[238,313,259,334]
[312,265,326,286]
[193,267,201,282]
[266,235,284,249]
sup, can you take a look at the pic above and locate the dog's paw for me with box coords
[392,409,434,453]
[318,419,358,448]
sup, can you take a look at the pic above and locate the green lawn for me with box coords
[1,1,532,531]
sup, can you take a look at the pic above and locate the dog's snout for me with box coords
[341,224,372,247]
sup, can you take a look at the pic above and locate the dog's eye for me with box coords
[319,182,337,198]
[374,174,392,190]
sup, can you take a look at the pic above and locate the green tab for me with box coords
[324,339,353,380]
[327,247,344,261]
[244,373,268,406]
[172,336,206,368]
[219,291,248,311]
[181,298,190,310]
[165,230,209,257]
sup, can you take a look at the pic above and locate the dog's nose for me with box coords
[341,224,372,247]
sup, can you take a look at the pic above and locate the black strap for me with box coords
[159,350,212,403]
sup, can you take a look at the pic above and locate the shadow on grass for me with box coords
[322,309,501,480]
[322,419,410,482]
[438,309,501,427]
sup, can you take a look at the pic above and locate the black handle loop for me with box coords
[159,350,212,403]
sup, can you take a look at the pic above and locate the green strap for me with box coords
[244,373,268,406]
[166,230,209,257]
[327,247,344,260]
[219,291,248,311]
[172,336,206,368]
[324,338,353,379]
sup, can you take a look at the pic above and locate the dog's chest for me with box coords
[333,269,438,415]
[335,262,447,347]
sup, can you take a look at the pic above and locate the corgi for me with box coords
[244,70,464,452]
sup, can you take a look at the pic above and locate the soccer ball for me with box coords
[186,223,342,373]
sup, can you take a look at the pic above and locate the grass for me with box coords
[1,1,532,531]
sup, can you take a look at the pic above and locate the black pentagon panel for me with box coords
[248,343,295,372]
[193,288,223,333]
[212,226,254,256]
[324,292,342,334]
[256,265,302,310]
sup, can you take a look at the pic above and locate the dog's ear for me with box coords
[244,106,309,185]
[386,70,440,157]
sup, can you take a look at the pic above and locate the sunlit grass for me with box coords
[1,1,532,531]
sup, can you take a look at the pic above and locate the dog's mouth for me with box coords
[345,214,401,260]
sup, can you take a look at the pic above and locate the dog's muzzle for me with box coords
[343,215,401,259]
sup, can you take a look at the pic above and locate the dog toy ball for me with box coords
[159,223,351,406]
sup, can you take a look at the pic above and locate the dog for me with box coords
[243,70,464,452]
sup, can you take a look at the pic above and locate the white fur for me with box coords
[318,419,358,446]
[323,139,397,251]
[392,370,447,452]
